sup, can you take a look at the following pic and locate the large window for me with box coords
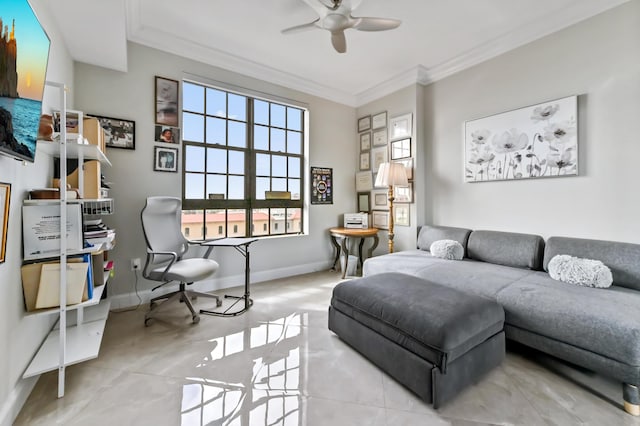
[181,80,305,239]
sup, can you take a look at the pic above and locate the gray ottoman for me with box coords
[328,272,505,408]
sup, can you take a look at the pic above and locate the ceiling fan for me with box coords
[282,0,401,53]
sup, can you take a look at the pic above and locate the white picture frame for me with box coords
[390,138,411,160]
[371,189,389,209]
[371,146,388,173]
[395,204,410,227]
[355,171,373,192]
[22,203,84,261]
[372,128,387,147]
[390,113,412,140]
[464,95,578,182]
[395,183,413,204]
[372,210,389,230]
[372,111,387,130]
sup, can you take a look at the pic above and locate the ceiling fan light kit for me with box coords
[282,0,401,53]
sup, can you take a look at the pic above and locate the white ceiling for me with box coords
[48,0,627,107]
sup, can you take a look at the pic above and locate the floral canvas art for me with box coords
[464,96,578,182]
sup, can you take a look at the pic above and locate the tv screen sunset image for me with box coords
[0,0,49,162]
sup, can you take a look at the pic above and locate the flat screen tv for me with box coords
[0,0,50,163]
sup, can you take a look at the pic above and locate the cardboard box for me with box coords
[81,117,105,153]
[53,159,101,199]
[21,258,89,312]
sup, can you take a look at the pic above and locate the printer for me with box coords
[344,212,369,229]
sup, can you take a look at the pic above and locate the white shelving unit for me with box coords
[22,82,113,397]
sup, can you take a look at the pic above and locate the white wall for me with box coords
[0,1,75,424]
[356,84,425,253]
[423,1,640,243]
[73,42,355,304]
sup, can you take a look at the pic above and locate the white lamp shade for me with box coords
[375,162,408,187]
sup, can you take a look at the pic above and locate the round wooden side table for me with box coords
[329,227,380,278]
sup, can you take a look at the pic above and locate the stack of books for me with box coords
[84,219,116,250]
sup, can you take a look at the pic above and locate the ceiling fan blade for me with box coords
[352,17,401,31]
[331,30,347,53]
[281,19,320,34]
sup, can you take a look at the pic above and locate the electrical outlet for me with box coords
[131,258,141,271]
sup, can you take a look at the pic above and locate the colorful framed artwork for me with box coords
[311,167,333,204]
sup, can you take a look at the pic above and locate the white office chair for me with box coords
[140,196,222,325]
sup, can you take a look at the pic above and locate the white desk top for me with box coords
[201,237,258,247]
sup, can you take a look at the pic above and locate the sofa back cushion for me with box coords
[417,225,472,255]
[544,236,640,291]
[468,230,544,270]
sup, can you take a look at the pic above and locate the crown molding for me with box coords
[126,1,358,106]
[125,0,628,108]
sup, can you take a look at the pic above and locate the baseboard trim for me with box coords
[109,260,333,309]
[1,375,39,426]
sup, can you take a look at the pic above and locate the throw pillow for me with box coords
[430,239,464,260]
[548,254,613,288]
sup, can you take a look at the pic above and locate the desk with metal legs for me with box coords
[199,237,258,317]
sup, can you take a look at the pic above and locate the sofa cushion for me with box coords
[417,225,472,254]
[331,273,504,371]
[363,250,537,299]
[544,236,640,291]
[497,271,640,366]
[468,230,544,270]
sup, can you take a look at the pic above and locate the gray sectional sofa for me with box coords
[362,225,640,416]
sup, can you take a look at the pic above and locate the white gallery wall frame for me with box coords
[372,111,387,130]
[464,95,578,182]
[395,204,410,227]
[360,132,371,151]
[358,115,371,132]
[390,113,412,140]
[372,128,388,147]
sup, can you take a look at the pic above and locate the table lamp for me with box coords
[374,162,408,253]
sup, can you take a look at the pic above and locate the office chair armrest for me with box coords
[143,249,178,280]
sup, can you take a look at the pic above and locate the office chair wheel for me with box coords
[192,315,200,324]
[144,317,154,327]
[150,301,157,309]
[216,299,223,307]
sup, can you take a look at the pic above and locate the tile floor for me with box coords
[15,270,640,426]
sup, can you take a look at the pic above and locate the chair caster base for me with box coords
[144,317,153,327]
[192,315,200,324]
[216,299,223,307]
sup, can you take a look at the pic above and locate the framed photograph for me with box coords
[395,204,410,227]
[355,171,373,192]
[360,132,371,151]
[0,182,10,263]
[357,192,370,213]
[155,76,179,127]
[359,152,370,171]
[372,128,387,147]
[87,114,135,149]
[358,115,371,132]
[311,167,333,204]
[154,146,178,172]
[390,113,412,140]
[464,95,578,182]
[372,189,389,209]
[155,125,180,144]
[390,138,411,160]
[371,146,388,174]
[372,111,387,130]
[394,158,413,180]
[52,109,82,133]
[395,182,413,203]
[372,210,389,230]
